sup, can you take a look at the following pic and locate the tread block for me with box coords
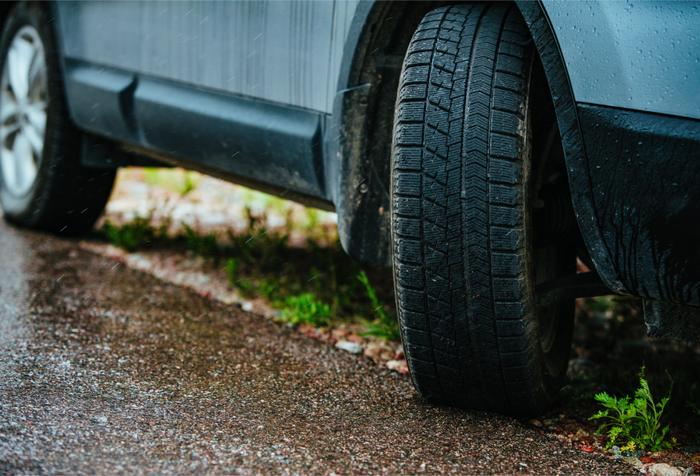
[399,101,425,122]
[494,301,526,319]
[396,262,424,288]
[491,205,521,226]
[403,65,430,84]
[490,225,522,251]
[394,147,422,171]
[395,216,421,238]
[401,310,429,332]
[492,252,521,276]
[400,83,428,102]
[395,237,422,263]
[394,172,421,196]
[393,196,421,216]
[490,134,520,160]
[493,88,521,114]
[490,109,520,134]
[490,184,520,206]
[489,158,521,184]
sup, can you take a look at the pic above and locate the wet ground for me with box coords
[0,220,630,475]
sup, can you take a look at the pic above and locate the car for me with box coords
[0,1,698,416]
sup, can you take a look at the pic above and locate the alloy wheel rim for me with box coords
[0,25,48,197]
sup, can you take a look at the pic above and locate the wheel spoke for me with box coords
[1,90,19,123]
[25,104,46,134]
[7,37,33,100]
[12,130,35,192]
[0,146,17,190]
[0,123,20,141]
[27,44,42,91]
[22,124,43,156]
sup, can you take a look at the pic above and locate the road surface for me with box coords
[0,221,629,474]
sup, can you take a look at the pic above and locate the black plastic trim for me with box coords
[62,61,331,209]
[515,1,624,293]
[578,104,700,305]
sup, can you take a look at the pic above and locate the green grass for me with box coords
[142,168,200,196]
[590,368,673,452]
[100,206,401,340]
[102,216,162,251]
[277,293,332,327]
[182,224,219,258]
[357,271,400,341]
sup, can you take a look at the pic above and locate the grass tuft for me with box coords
[182,224,219,258]
[590,367,674,452]
[102,216,160,251]
[357,271,400,341]
[278,293,332,327]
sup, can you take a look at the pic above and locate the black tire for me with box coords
[391,4,575,416]
[0,2,114,234]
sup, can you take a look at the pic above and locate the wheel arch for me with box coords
[329,0,621,293]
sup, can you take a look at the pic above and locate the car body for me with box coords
[46,1,700,314]
[1,0,699,413]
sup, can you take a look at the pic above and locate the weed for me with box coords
[590,368,673,452]
[224,257,254,294]
[258,278,279,302]
[182,224,219,258]
[142,167,200,196]
[278,293,331,327]
[102,216,158,251]
[180,171,199,197]
[225,258,239,287]
[357,271,400,341]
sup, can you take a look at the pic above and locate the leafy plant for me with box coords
[278,293,331,327]
[357,271,400,341]
[102,216,158,251]
[225,257,253,294]
[590,368,673,452]
[180,171,199,197]
[182,224,219,258]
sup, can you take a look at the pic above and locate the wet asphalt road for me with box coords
[0,221,629,475]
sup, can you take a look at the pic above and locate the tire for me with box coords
[391,3,575,416]
[0,2,114,234]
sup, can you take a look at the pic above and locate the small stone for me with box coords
[241,301,253,312]
[528,419,543,428]
[335,340,363,354]
[91,415,108,425]
[386,359,409,374]
[645,463,683,476]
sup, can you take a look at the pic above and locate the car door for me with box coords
[51,1,362,204]
[54,0,344,113]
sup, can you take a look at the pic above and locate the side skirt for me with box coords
[62,60,332,209]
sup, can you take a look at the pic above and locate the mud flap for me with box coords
[644,300,700,342]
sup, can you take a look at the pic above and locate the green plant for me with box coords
[590,368,673,452]
[180,171,199,197]
[224,257,253,294]
[278,293,331,327]
[182,224,219,257]
[225,258,239,286]
[102,216,157,251]
[357,271,400,341]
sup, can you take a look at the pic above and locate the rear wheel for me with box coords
[0,3,114,234]
[391,3,575,416]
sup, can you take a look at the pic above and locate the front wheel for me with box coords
[0,3,114,234]
[391,3,575,416]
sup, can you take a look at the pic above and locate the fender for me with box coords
[329,0,624,292]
